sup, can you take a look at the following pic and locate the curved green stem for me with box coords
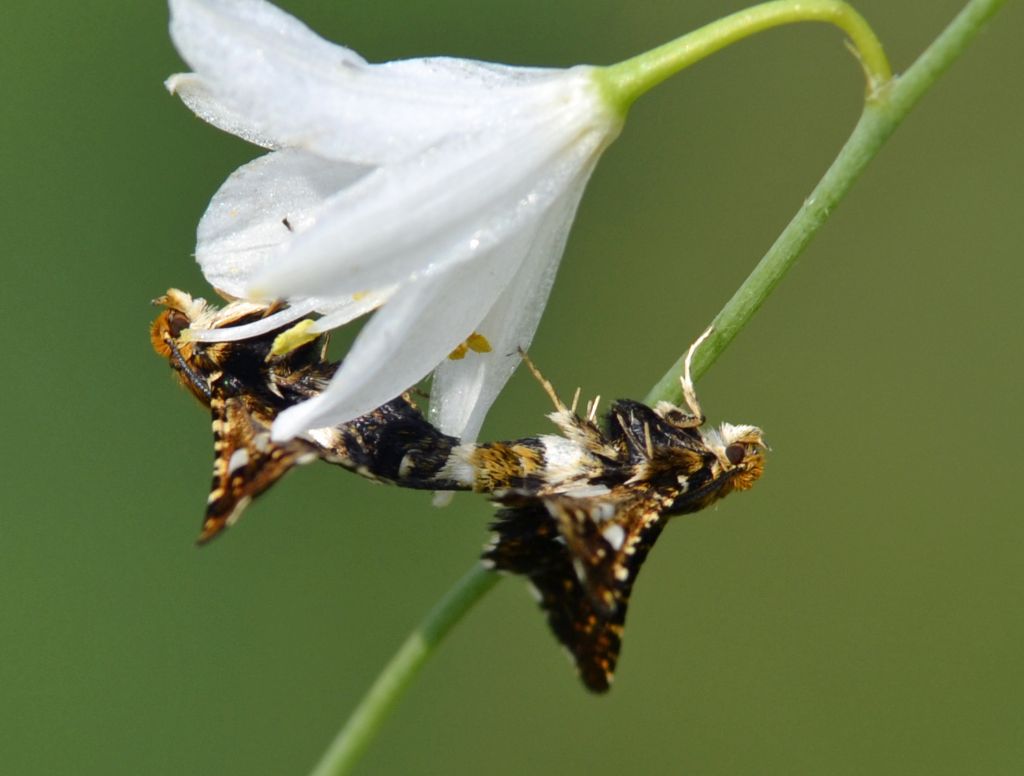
[645,0,1007,404]
[309,1,1006,773]
[596,0,892,113]
[308,565,499,776]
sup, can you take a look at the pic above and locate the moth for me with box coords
[479,338,766,691]
[152,289,766,690]
[150,288,464,543]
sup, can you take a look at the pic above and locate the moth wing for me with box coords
[550,491,670,616]
[484,490,667,692]
[198,394,316,544]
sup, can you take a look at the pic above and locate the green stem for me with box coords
[645,0,1007,405]
[310,1,1006,773]
[597,0,892,112]
[308,565,499,776]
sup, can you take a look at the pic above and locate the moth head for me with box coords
[151,289,199,354]
[151,289,214,403]
[704,422,767,491]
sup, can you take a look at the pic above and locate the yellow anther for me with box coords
[270,319,318,357]
[447,332,492,360]
[466,332,492,354]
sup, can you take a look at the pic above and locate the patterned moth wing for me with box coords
[484,489,671,692]
[201,393,319,543]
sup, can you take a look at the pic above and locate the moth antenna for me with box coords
[680,326,713,422]
[164,331,213,401]
[517,347,566,411]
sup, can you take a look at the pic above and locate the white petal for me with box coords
[186,297,318,343]
[195,148,370,299]
[169,0,563,164]
[249,88,612,302]
[184,290,393,343]
[165,73,278,150]
[306,287,395,333]
[429,163,597,440]
[270,224,539,440]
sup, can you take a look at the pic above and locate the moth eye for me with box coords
[725,443,746,466]
[166,310,191,339]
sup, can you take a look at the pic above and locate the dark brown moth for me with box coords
[152,289,766,690]
[150,288,463,543]
[478,348,765,691]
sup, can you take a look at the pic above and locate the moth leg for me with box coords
[517,347,569,413]
[519,349,614,457]
[680,325,712,422]
[655,326,712,429]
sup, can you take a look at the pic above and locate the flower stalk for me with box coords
[306,0,1008,774]
[596,0,892,113]
[645,0,1007,403]
[309,566,498,776]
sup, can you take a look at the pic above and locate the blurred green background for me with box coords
[2,1,1021,774]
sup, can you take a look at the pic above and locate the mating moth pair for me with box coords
[152,289,766,691]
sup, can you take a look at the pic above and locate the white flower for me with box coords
[167,0,623,442]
